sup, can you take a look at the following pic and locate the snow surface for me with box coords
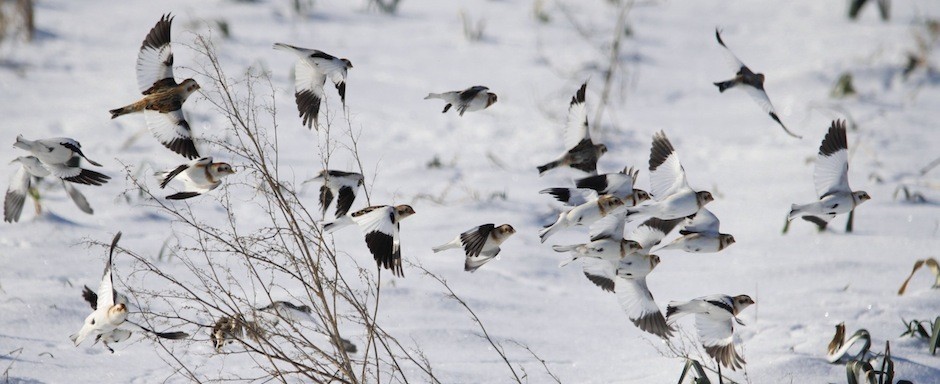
[1,0,939,383]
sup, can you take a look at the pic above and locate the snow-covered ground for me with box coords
[1,0,939,382]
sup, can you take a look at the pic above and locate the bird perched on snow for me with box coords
[539,195,624,243]
[71,232,189,351]
[257,301,358,353]
[323,205,416,277]
[627,131,713,220]
[557,218,682,339]
[13,135,103,167]
[432,223,516,272]
[424,86,497,116]
[666,294,755,370]
[273,43,352,130]
[786,120,870,232]
[537,82,607,176]
[110,14,201,159]
[656,208,735,253]
[306,170,363,218]
[713,29,801,139]
[541,166,651,207]
[4,156,96,222]
[156,157,235,200]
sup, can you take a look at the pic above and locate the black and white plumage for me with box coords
[627,131,713,220]
[110,14,201,159]
[71,233,189,351]
[323,205,416,277]
[713,29,801,139]
[273,43,352,130]
[13,135,103,167]
[424,86,498,116]
[432,224,516,272]
[4,156,95,223]
[307,170,363,218]
[156,157,235,200]
[666,294,755,370]
[257,301,358,353]
[557,217,682,339]
[540,167,651,207]
[536,83,607,176]
[539,195,624,243]
[656,208,735,253]
[788,120,870,227]
[80,285,188,353]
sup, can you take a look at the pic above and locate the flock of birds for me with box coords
[2,12,875,375]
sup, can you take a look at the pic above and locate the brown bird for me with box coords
[110,14,201,159]
[537,82,607,176]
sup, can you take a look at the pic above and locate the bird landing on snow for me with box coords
[425,86,497,116]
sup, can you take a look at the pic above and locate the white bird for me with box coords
[70,233,189,351]
[433,224,517,272]
[666,294,755,370]
[79,285,188,353]
[539,195,624,243]
[109,14,201,159]
[788,120,870,229]
[552,238,642,267]
[156,157,235,200]
[323,205,416,277]
[540,166,651,207]
[273,43,352,130]
[5,156,96,222]
[13,135,102,167]
[257,301,357,353]
[559,217,682,339]
[425,85,498,116]
[306,170,363,218]
[627,131,713,220]
[713,28,801,139]
[536,82,607,176]
[656,208,735,253]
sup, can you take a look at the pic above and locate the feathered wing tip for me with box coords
[705,343,746,370]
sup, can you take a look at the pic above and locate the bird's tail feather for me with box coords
[424,93,443,100]
[787,203,807,221]
[322,216,354,234]
[432,239,460,253]
[714,81,735,93]
[537,160,561,175]
[539,215,565,243]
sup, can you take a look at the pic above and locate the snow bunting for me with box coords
[656,208,735,253]
[257,301,357,353]
[627,131,713,220]
[156,157,235,200]
[5,149,109,187]
[323,205,416,277]
[273,43,352,130]
[537,82,607,176]
[71,233,189,350]
[540,167,651,207]
[552,238,642,267]
[714,29,801,139]
[306,170,363,218]
[110,14,201,159]
[80,285,188,353]
[666,294,755,370]
[4,156,97,222]
[432,223,516,272]
[424,85,497,116]
[787,120,870,229]
[13,135,103,167]
[539,195,624,243]
[557,219,681,339]
[211,315,264,351]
